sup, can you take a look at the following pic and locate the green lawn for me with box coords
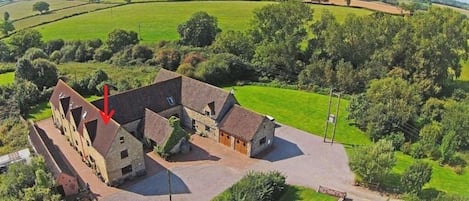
[385,152,469,197]
[35,2,372,43]
[0,0,86,21]
[0,72,14,86]
[28,95,101,121]
[230,85,370,146]
[278,185,336,201]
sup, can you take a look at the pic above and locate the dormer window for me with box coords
[166,96,175,106]
[205,111,210,116]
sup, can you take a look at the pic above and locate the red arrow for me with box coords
[99,84,115,125]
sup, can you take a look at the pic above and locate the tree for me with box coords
[401,161,432,194]
[88,69,109,95]
[14,80,40,115]
[106,29,138,53]
[154,48,181,71]
[31,59,58,89]
[177,11,221,47]
[349,77,421,140]
[32,1,50,14]
[440,131,457,164]
[23,47,47,61]
[10,29,43,57]
[441,100,469,150]
[349,139,396,185]
[195,53,254,85]
[1,21,15,35]
[4,12,9,21]
[0,157,61,201]
[42,39,64,55]
[15,58,58,89]
[250,1,312,82]
[0,41,11,61]
[211,30,254,60]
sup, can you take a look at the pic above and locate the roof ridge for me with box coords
[57,80,121,126]
[159,69,230,96]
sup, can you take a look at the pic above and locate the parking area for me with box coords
[37,118,387,201]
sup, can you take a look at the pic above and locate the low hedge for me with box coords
[213,171,286,201]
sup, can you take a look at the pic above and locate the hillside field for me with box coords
[35,1,372,42]
[0,0,86,21]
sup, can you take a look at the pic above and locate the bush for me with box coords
[131,45,153,61]
[195,53,254,85]
[384,132,405,151]
[93,47,113,62]
[401,142,412,155]
[176,63,195,77]
[42,39,64,55]
[401,161,432,194]
[23,47,48,61]
[153,48,181,70]
[213,171,286,201]
[448,155,466,167]
[49,50,62,64]
[410,142,426,159]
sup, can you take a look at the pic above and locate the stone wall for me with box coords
[249,119,275,157]
[105,127,145,185]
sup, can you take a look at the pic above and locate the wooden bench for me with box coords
[318,185,347,199]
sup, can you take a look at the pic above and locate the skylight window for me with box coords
[166,96,175,106]
[82,111,88,119]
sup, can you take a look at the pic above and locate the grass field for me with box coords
[13,3,116,30]
[229,85,370,146]
[27,95,101,121]
[35,2,372,43]
[0,0,86,21]
[58,62,158,85]
[0,71,14,86]
[278,185,336,201]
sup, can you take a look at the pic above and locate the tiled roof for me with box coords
[49,80,120,156]
[154,69,237,120]
[92,77,182,125]
[219,105,266,141]
[143,108,172,144]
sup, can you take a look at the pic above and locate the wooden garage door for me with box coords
[219,131,231,147]
[234,138,247,155]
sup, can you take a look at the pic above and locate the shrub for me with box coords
[42,39,64,55]
[23,48,48,61]
[410,142,426,159]
[401,161,432,194]
[154,48,181,70]
[93,47,113,62]
[401,142,412,155]
[49,50,62,64]
[213,171,286,201]
[176,63,195,77]
[384,132,405,151]
[131,45,153,61]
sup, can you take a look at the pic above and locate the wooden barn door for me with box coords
[234,138,247,155]
[219,131,231,147]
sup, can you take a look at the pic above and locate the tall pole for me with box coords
[331,93,341,145]
[323,88,333,142]
[167,169,172,201]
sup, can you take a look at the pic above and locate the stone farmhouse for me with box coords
[49,69,275,186]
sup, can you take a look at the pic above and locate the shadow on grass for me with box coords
[27,101,51,121]
[419,188,443,201]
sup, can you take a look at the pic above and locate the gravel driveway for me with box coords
[103,124,389,201]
